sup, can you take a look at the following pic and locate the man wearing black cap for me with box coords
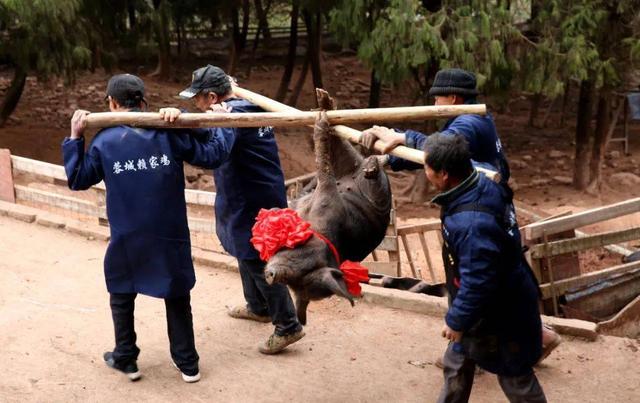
[360,67,562,363]
[164,64,304,354]
[62,73,235,383]
[360,68,510,183]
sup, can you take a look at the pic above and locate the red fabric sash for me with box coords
[312,232,369,297]
[250,208,369,297]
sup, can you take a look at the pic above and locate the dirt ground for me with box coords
[1,215,640,403]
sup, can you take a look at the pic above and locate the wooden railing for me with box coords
[521,198,640,314]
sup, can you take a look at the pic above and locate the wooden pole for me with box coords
[85,104,486,130]
[232,86,499,181]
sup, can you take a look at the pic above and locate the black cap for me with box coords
[179,64,231,99]
[428,68,479,97]
[105,74,147,108]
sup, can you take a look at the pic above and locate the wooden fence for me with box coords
[521,197,640,315]
[5,154,449,280]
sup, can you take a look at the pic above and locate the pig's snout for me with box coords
[264,266,278,285]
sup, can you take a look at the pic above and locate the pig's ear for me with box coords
[315,267,354,306]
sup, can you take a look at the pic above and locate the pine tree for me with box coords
[524,1,640,190]
[0,0,91,126]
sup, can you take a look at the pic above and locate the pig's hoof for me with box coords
[362,157,380,178]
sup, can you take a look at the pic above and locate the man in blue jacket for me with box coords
[168,65,304,354]
[360,68,510,183]
[423,133,546,402]
[361,67,562,362]
[62,74,234,383]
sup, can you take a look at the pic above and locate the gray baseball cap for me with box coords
[179,65,231,99]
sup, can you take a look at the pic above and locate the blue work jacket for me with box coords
[388,113,511,183]
[434,170,542,376]
[62,125,233,298]
[210,98,287,260]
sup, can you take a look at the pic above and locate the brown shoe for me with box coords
[537,327,562,365]
[227,305,271,323]
[258,330,306,354]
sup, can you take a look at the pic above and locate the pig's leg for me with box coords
[315,89,363,178]
[313,110,338,196]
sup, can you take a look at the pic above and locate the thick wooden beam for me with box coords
[233,86,500,182]
[539,261,640,299]
[523,197,640,240]
[85,104,487,129]
[530,227,640,258]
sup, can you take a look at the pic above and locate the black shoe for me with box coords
[172,361,201,383]
[103,351,142,381]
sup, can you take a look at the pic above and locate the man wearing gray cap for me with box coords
[164,65,304,354]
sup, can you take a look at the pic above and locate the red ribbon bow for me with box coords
[250,208,369,297]
[250,208,314,262]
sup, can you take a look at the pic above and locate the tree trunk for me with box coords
[245,0,273,78]
[368,69,381,108]
[176,19,182,56]
[288,54,310,107]
[586,92,612,193]
[275,0,300,102]
[90,40,100,73]
[152,0,171,79]
[254,0,271,42]
[573,80,595,190]
[528,93,542,127]
[227,0,250,75]
[227,3,241,75]
[559,80,571,127]
[127,0,136,29]
[0,67,27,128]
[240,0,250,50]
[302,10,323,93]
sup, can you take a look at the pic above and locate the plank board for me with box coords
[523,197,640,240]
[188,217,215,233]
[375,236,399,252]
[530,227,640,258]
[14,185,106,219]
[397,220,441,235]
[11,155,215,206]
[539,261,640,299]
[363,261,400,277]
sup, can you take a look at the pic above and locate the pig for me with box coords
[262,90,392,324]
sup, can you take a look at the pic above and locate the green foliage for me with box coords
[516,0,640,98]
[330,0,520,100]
[330,0,640,101]
[0,0,91,78]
